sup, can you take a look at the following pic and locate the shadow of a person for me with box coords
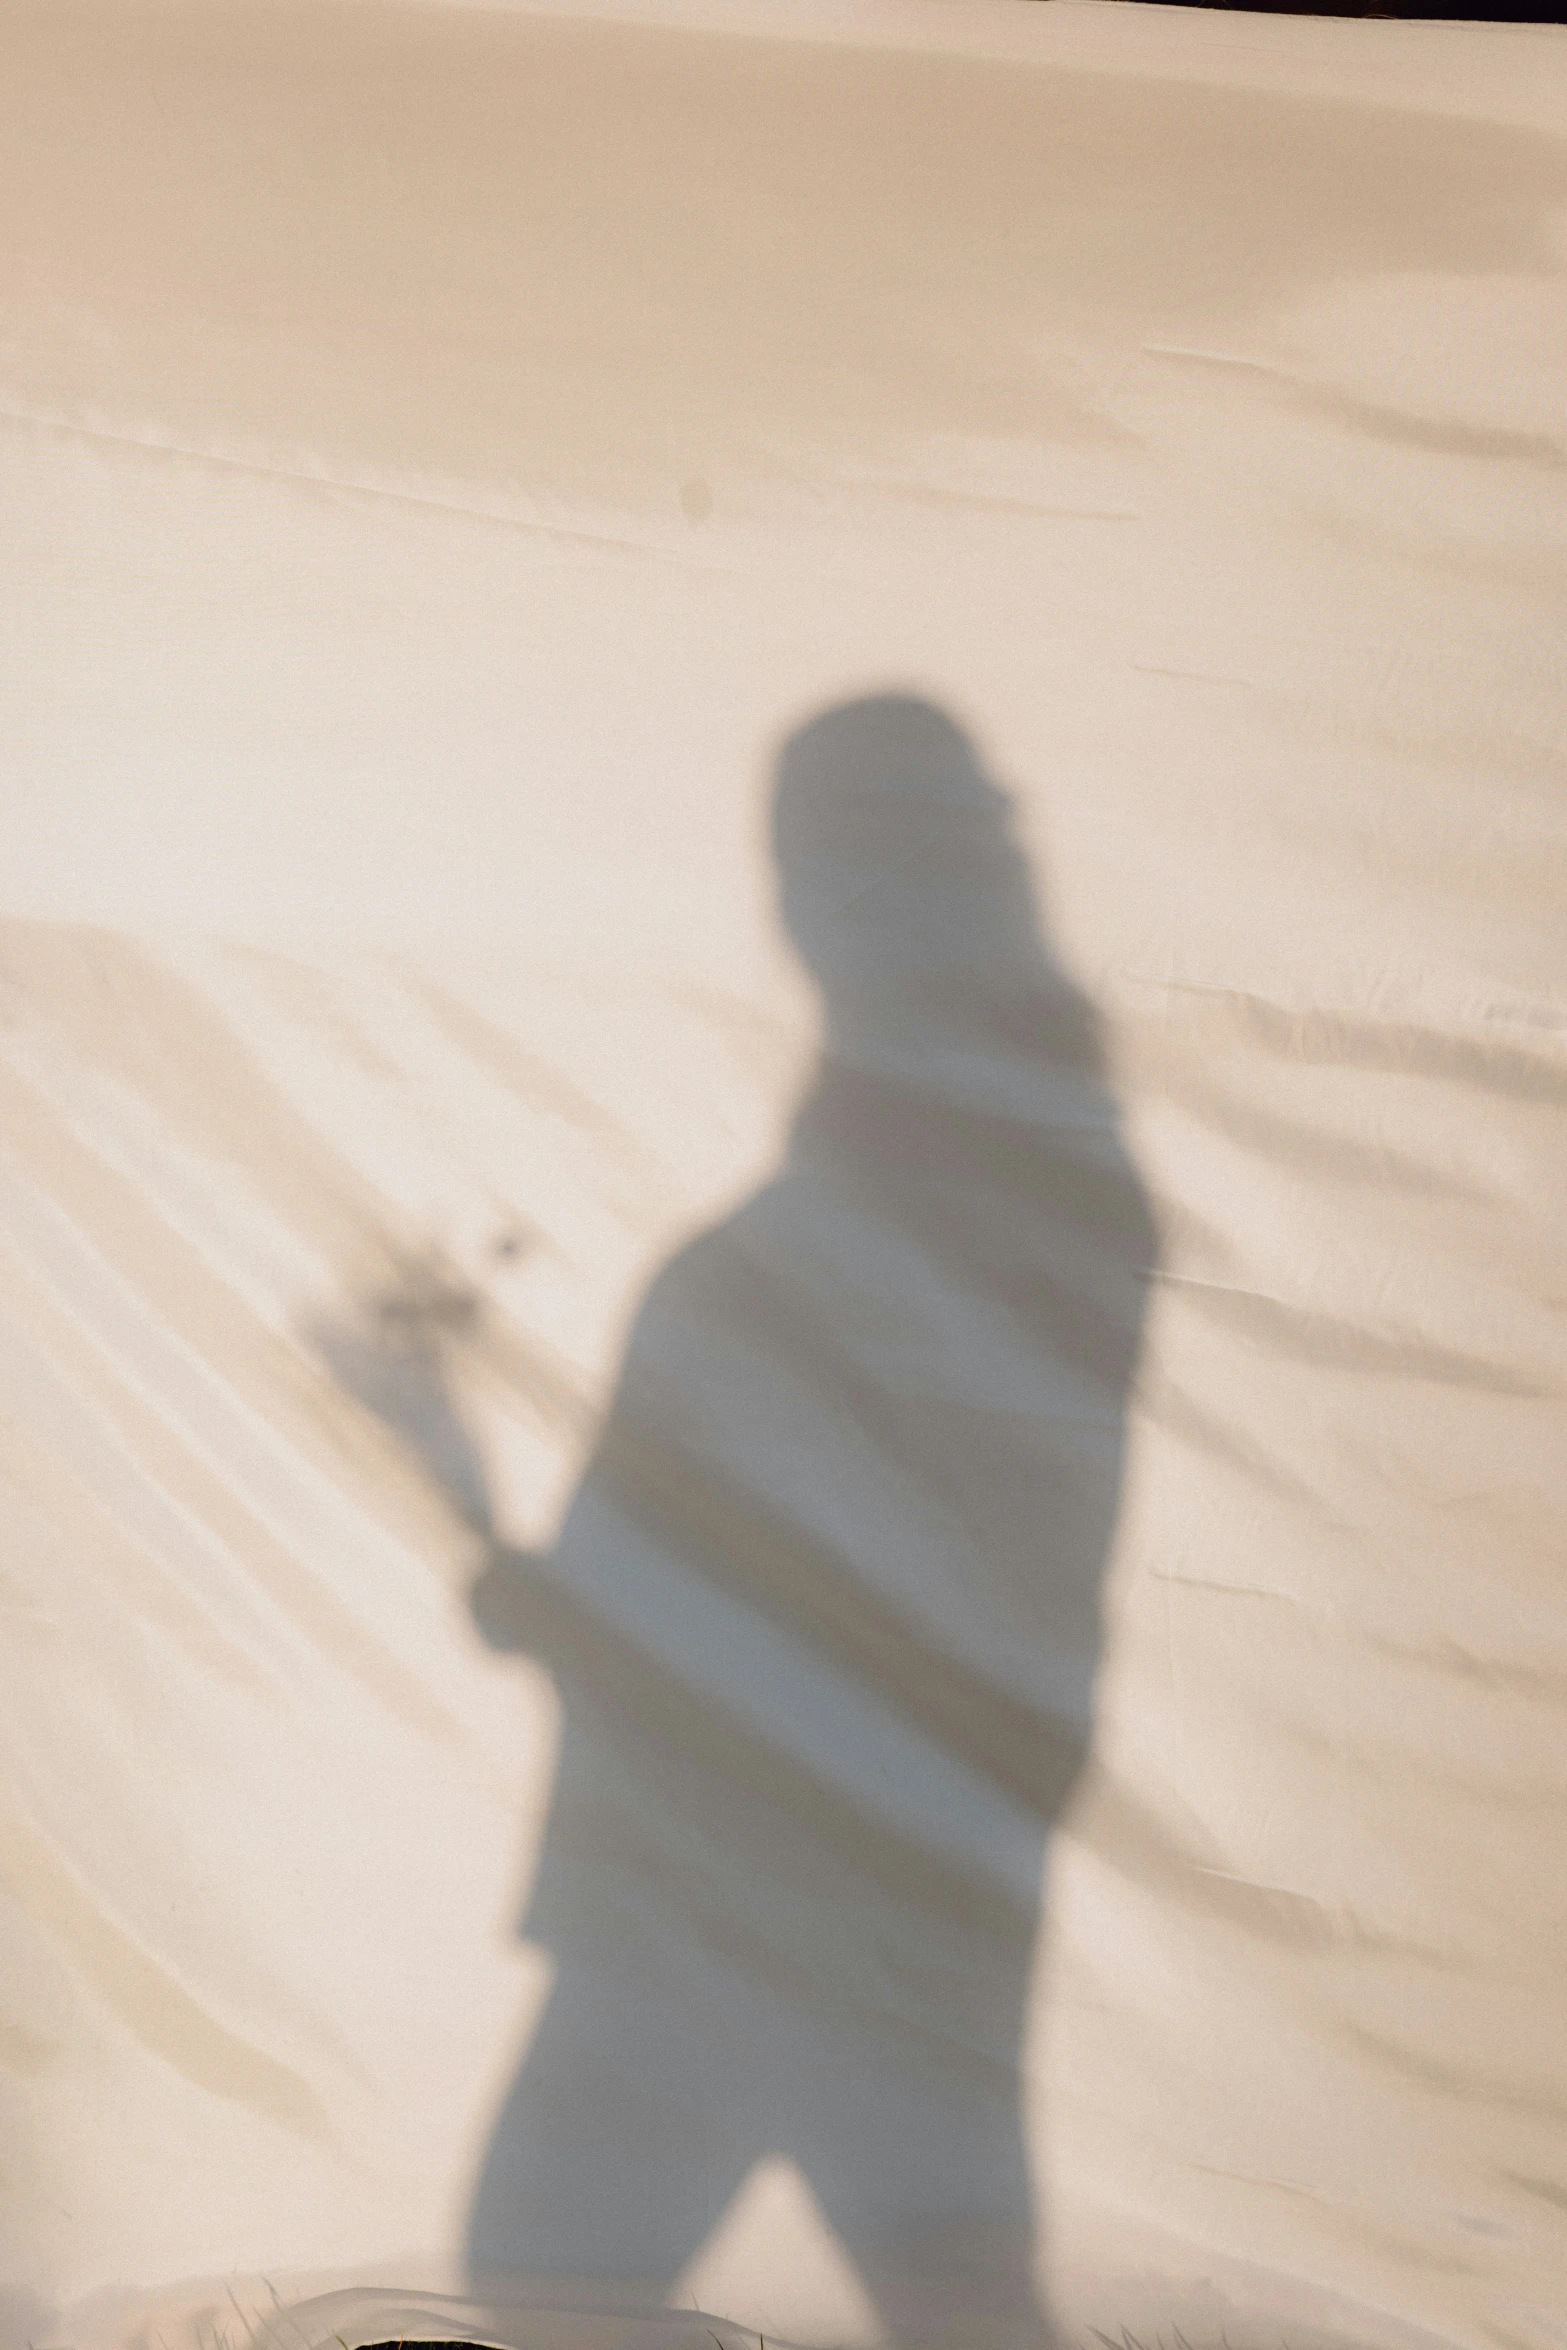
[455,697,1155,2343]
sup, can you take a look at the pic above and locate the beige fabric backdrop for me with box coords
[3,4,1565,2348]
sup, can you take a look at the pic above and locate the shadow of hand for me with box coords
[469,1546,550,1653]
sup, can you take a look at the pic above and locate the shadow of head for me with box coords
[773,694,1046,1022]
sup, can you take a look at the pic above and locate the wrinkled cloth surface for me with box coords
[2,5,1565,2349]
